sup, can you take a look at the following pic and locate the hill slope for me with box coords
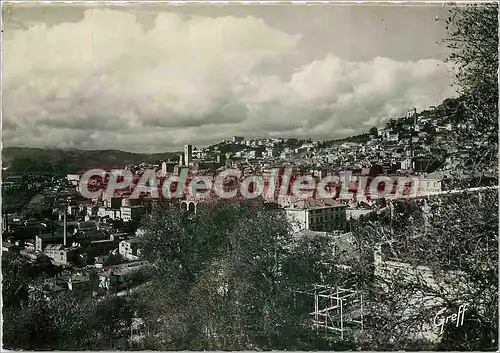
[2,147,180,175]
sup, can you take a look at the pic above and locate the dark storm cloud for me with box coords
[2,4,456,153]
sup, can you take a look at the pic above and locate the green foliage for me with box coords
[445,3,498,178]
[3,283,137,350]
[135,200,351,350]
[2,4,497,350]
[2,252,33,307]
[2,249,140,350]
[353,190,498,350]
[439,307,498,351]
[1,252,61,307]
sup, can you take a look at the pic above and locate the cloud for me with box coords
[3,9,456,153]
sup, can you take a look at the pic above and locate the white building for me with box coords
[346,208,374,221]
[184,144,193,167]
[101,207,120,219]
[86,205,98,216]
[387,133,399,142]
[285,199,348,232]
[67,205,79,216]
[400,158,413,171]
[266,148,278,158]
[97,206,107,218]
[44,244,73,265]
[120,205,145,222]
[280,152,292,160]
[67,174,80,186]
[119,238,142,260]
[417,178,442,196]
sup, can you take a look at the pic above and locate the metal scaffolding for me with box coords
[297,284,364,340]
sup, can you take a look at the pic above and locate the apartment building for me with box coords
[286,199,348,232]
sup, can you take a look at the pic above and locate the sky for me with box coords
[3,2,457,153]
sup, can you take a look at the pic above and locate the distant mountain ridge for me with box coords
[2,147,180,175]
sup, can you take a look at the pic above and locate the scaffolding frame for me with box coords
[296,284,364,340]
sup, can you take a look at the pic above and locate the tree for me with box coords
[3,284,93,350]
[136,200,349,350]
[2,248,140,350]
[445,3,498,183]
[2,252,33,307]
[351,189,498,350]
[89,296,135,349]
[3,281,139,350]
[345,11,500,348]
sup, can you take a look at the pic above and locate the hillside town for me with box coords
[3,98,498,349]
[2,3,498,352]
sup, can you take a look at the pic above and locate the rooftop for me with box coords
[77,221,97,230]
[37,232,73,240]
[45,244,65,251]
[121,237,142,244]
[287,198,347,210]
